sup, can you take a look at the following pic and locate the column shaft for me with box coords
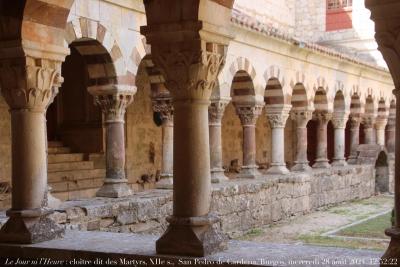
[347,116,361,164]
[291,111,312,172]
[312,112,331,169]
[332,115,348,166]
[387,118,396,154]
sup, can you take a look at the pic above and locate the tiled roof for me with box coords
[231,8,388,72]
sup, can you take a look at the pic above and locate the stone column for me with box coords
[146,43,228,256]
[376,118,388,147]
[265,105,291,174]
[347,115,362,164]
[209,99,229,183]
[363,116,376,145]
[152,97,174,188]
[387,116,396,154]
[291,110,313,171]
[89,86,135,198]
[235,104,264,179]
[331,113,348,166]
[312,111,332,169]
[0,64,65,243]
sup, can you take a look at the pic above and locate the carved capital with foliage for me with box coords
[236,104,264,126]
[291,110,313,128]
[152,96,174,125]
[208,99,229,125]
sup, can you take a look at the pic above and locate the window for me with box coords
[326,0,353,31]
[327,0,352,10]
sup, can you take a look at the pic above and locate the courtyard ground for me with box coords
[238,195,393,252]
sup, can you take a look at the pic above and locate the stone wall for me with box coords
[27,165,375,238]
[0,96,11,184]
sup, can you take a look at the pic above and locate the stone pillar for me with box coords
[291,110,313,171]
[312,111,332,169]
[0,64,65,243]
[376,118,388,147]
[235,104,264,179]
[347,115,362,164]
[146,44,228,256]
[152,97,174,188]
[363,116,376,145]
[331,113,348,166]
[209,99,229,183]
[89,86,135,198]
[387,116,396,154]
[265,105,291,174]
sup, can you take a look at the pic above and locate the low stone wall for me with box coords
[0,165,376,238]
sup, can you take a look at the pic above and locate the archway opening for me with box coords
[375,151,389,193]
[307,120,318,166]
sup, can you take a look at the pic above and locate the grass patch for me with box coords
[299,235,387,251]
[239,228,265,240]
[337,212,391,239]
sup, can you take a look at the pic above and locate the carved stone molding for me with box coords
[291,110,313,128]
[152,96,173,124]
[0,64,62,112]
[150,43,227,101]
[314,111,332,125]
[208,100,229,125]
[236,104,264,126]
[375,118,388,130]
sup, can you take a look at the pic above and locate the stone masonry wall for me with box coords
[24,165,376,238]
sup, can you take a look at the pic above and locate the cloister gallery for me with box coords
[0,0,399,266]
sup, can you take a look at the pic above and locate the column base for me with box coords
[381,227,400,267]
[312,159,331,169]
[347,155,358,164]
[211,168,229,183]
[0,208,64,244]
[266,164,290,175]
[291,162,311,172]
[331,159,348,167]
[156,174,173,189]
[236,166,261,179]
[156,214,227,257]
[96,179,132,198]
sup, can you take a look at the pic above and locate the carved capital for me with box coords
[387,116,396,130]
[314,111,332,125]
[94,93,134,123]
[349,115,362,129]
[331,114,349,129]
[236,104,264,126]
[208,100,229,125]
[150,42,226,101]
[266,112,289,128]
[0,64,62,112]
[362,116,376,129]
[291,110,313,128]
[375,118,388,130]
[152,96,174,124]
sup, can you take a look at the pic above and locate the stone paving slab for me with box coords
[0,231,382,267]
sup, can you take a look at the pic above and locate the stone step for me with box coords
[50,177,104,193]
[48,169,106,183]
[48,146,71,154]
[48,153,85,164]
[48,141,64,148]
[48,161,94,172]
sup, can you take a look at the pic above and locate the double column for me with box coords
[331,113,348,166]
[347,115,362,164]
[0,63,65,243]
[291,110,313,171]
[209,99,229,183]
[312,111,332,169]
[88,86,135,198]
[235,104,264,179]
[265,105,291,174]
[152,96,174,188]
